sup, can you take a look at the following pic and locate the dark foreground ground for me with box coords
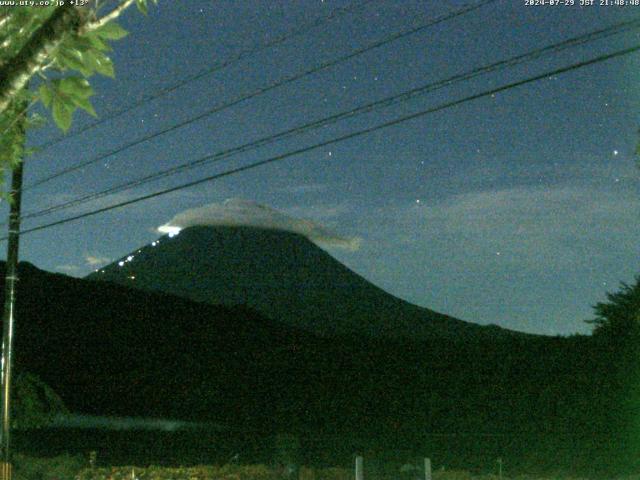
[13,427,639,477]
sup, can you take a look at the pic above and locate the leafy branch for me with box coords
[0,0,157,193]
[0,0,156,131]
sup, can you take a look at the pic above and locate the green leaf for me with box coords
[38,84,53,108]
[83,49,115,78]
[93,21,128,41]
[84,31,112,52]
[57,76,94,99]
[92,51,114,78]
[136,0,148,15]
[51,98,73,132]
[57,48,93,77]
[70,35,100,52]
[73,96,97,117]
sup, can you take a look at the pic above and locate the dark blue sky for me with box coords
[8,0,640,335]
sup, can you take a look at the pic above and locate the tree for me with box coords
[0,2,157,474]
[0,0,157,189]
[11,373,67,430]
[587,277,640,470]
[587,276,640,339]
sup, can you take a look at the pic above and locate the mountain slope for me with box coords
[3,262,299,424]
[88,225,524,341]
[1,262,488,430]
[0,262,556,433]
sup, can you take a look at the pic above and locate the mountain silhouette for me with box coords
[88,225,525,341]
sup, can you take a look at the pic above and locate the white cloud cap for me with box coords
[158,199,361,250]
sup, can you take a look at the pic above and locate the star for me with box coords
[613,150,619,156]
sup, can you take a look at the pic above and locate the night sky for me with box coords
[6,0,640,336]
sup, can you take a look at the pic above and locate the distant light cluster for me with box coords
[117,254,137,268]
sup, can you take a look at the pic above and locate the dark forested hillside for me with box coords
[0,262,635,474]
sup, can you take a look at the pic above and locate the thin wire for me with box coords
[24,0,498,190]
[19,17,640,223]
[6,43,638,241]
[28,0,376,152]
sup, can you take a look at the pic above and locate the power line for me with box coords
[24,0,498,191]
[18,17,640,223]
[30,0,378,152]
[6,43,639,241]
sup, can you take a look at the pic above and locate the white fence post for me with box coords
[424,458,432,480]
[355,456,364,480]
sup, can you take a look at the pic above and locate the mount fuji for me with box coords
[87,201,525,341]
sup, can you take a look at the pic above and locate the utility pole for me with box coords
[0,103,26,480]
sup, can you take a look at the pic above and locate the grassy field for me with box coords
[11,456,640,480]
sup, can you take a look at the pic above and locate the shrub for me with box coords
[13,453,84,480]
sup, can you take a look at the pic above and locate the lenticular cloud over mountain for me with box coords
[158,199,361,250]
